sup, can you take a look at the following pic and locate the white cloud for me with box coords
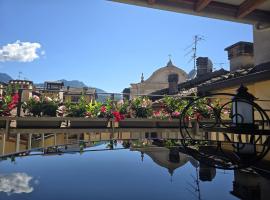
[0,173,34,195]
[0,40,42,62]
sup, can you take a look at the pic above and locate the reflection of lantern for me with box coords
[232,85,256,128]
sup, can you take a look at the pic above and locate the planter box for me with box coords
[69,118,109,128]
[16,117,63,128]
[0,119,7,128]
[118,119,157,128]
[156,119,180,128]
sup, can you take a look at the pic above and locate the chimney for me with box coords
[225,41,254,71]
[168,74,179,95]
[196,57,213,78]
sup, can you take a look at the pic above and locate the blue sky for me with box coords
[0,0,253,92]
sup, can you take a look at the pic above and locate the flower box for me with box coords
[156,119,180,128]
[69,118,109,128]
[16,117,63,128]
[118,118,157,128]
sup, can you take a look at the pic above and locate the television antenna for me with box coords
[18,72,22,80]
[213,62,227,71]
[184,35,205,71]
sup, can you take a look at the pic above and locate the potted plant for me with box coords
[0,93,19,128]
[68,97,110,128]
[17,95,63,128]
[156,96,190,128]
[118,97,156,128]
[153,109,180,128]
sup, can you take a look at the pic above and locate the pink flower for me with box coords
[44,96,53,102]
[32,95,40,102]
[101,106,106,113]
[172,111,180,118]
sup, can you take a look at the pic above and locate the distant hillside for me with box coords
[59,79,87,88]
[0,73,12,83]
[35,79,87,88]
[35,79,121,102]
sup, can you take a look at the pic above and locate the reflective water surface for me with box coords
[0,131,270,200]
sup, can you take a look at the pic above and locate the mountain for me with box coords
[35,79,87,88]
[35,79,121,102]
[0,73,121,102]
[0,73,13,83]
[58,79,87,88]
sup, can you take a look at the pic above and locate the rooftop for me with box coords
[112,0,270,25]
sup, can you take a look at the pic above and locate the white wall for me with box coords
[253,26,270,66]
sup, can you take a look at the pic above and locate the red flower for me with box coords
[101,106,106,113]
[113,111,125,122]
[7,93,19,110]
[195,112,203,121]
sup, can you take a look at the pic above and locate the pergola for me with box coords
[110,0,270,67]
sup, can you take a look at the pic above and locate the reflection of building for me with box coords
[231,170,270,200]
[63,87,96,103]
[132,147,191,176]
[199,163,216,182]
[127,60,187,99]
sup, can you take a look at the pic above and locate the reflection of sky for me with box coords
[0,144,238,200]
[0,173,34,195]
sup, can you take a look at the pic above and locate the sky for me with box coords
[0,0,253,92]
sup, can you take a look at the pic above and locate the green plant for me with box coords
[23,95,59,117]
[42,97,59,117]
[164,139,178,148]
[66,96,87,117]
[22,95,43,117]
[116,100,129,115]
[162,96,191,118]
[130,96,152,118]
[0,94,15,116]
[85,99,102,118]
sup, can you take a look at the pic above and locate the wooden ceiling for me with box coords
[110,0,270,25]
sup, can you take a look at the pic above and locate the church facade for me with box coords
[129,60,187,99]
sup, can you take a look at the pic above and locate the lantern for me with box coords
[232,85,256,129]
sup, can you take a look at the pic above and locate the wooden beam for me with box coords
[110,0,270,25]
[195,0,212,12]
[237,0,267,18]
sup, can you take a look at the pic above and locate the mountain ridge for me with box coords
[0,73,107,93]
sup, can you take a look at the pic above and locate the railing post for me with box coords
[28,134,32,150]
[16,133,20,152]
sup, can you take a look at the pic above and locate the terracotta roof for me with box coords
[150,68,228,96]
[64,87,96,95]
[9,80,33,84]
[198,63,270,93]
[224,41,253,51]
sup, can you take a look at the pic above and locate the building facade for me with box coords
[63,87,96,103]
[129,60,187,99]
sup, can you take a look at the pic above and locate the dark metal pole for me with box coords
[16,89,23,117]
